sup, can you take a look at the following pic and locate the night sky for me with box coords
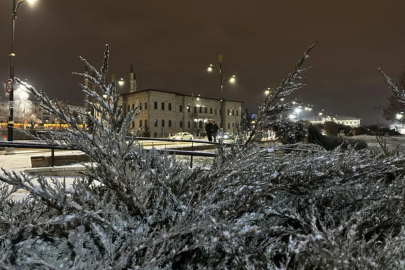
[1,0,405,125]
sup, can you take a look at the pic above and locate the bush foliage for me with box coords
[0,44,405,269]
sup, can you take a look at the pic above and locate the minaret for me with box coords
[130,65,136,93]
[84,65,89,111]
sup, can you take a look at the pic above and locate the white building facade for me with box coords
[120,89,242,137]
[303,116,361,127]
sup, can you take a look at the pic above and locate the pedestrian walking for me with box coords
[205,120,213,142]
[212,121,219,142]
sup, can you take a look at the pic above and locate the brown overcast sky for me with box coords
[1,0,405,125]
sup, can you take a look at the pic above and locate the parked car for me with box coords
[217,133,234,140]
[171,132,194,140]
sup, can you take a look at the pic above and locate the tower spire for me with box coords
[130,64,136,93]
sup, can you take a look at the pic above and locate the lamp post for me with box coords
[8,0,37,142]
[207,55,236,131]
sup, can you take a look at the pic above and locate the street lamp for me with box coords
[207,55,236,130]
[8,0,37,142]
[118,78,125,86]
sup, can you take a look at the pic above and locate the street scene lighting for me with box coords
[229,75,236,83]
[7,0,38,142]
[118,78,125,86]
[396,113,404,120]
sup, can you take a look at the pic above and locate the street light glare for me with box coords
[27,0,37,4]
[207,66,213,72]
[229,75,236,83]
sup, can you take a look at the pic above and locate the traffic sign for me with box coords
[5,79,13,94]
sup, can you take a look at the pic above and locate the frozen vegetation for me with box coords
[1,44,405,269]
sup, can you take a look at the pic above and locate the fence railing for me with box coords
[0,138,230,168]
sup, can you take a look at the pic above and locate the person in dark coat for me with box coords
[211,121,219,142]
[205,120,213,142]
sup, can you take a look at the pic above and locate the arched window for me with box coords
[168,120,172,127]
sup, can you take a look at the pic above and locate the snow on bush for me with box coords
[1,44,405,269]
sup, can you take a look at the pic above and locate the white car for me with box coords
[171,132,194,140]
[217,133,234,140]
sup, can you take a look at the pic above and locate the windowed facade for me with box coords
[139,120,142,127]
[205,107,207,113]
[161,120,165,127]
[161,102,165,110]
[154,102,157,109]
[180,121,183,128]
[179,105,183,112]
[210,108,213,114]
[145,102,147,110]
[168,103,172,111]
[154,119,158,127]
[168,120,172,127]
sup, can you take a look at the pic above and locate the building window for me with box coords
[188,121,190,128]
[194,106,197,113]
[161,120,165,127]
[199,107,202,113]
[187,106,190,113]
[228,123,230,129]
[168,120,172,127]
[145,102,147,110]
[139,120,143,127]
[154,102,157,109]
[154,119,158,127]
[132,104,135,110]
[210,108,213,114]
[144,119,147,127]
[161,102,165,110]
[180,121,183,128]
[179,105,183,112]
[168,103,172,111]
[194,122,197,128]
[220,109,222,116]
[236,110,238,116]
[232,110,234,116]
[199,121,203,128]
[228,109,230,115]
[140,103,142,110]
[205,107,207,113]
[132,121,135,128]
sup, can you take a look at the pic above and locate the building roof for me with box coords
[119,88,244,103]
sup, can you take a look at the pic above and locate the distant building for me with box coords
[91,66,242,137]
[302,116,361,127]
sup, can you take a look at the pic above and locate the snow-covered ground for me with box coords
[351,135,405,152]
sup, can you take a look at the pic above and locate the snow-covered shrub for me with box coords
[1,44,405,269]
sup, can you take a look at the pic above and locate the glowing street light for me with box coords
[7,0,38,142]
[206,55,237,130]
[118,78,125,86]
[396,113,404,120]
